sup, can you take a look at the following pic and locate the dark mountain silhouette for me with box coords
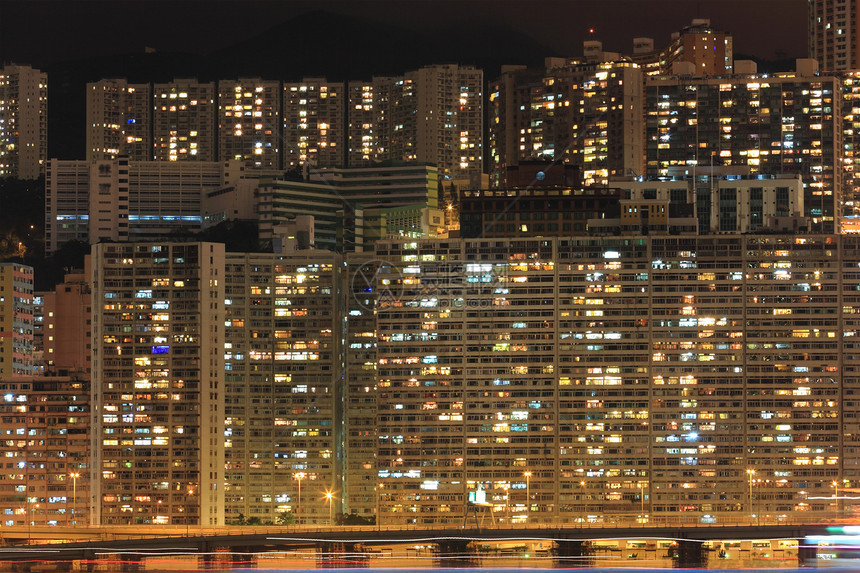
[45,9,555,160]
[43,9,800,161]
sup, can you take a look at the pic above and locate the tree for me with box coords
[276,511,295,526]
[334,513,375,526]
[196,219,263,253]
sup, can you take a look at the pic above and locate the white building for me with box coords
[610,172,806,233]
[45,158,245,253]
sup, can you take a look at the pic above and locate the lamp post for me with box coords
[186,487,194,537]
[69,472,79,527]
[637,483,645,518]
[746,469,756,523]
[524,471,532,518]
[30,503,38,543]
[294,472,305,525]
[376,483,382,530]
[580,481,587,522]
[325,491,334,526]
[832,480,839,517]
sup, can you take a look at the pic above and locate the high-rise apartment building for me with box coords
[283,79,345,169]
[86,79,151,161]
[407,65,483,187]
[0,64,47,179]
[223,252,342,524]
[347,79,392,166]
[489,59,643,189]
[90,242,225,525]
[345,67,483,186]
[488,64,558,188]
[809,0,860,71]
[153,80,217,161]
[217,79,281,170]
[373,234,860,526]
[0,263,34,378]
[342,254,379,520]
[659,19,733,76]
[646,60,842,232]
[83,69,482,184]
[0,374,89,526]
[89,243,382,526]
[574,62,644,186]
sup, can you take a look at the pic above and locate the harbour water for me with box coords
[6,537,832,572]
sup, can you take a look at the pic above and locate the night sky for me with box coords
[2,0,807,67]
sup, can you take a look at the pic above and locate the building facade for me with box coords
[459,187,625,238]
[153,80,217,162]
[283,79,346,170]
[40,268,92,376]
[86,79,151,161]
[406,65,483,187]
[255,163,439,252]
[809,0,860,71]
[0,64,47,179]
[45,158,242,254]
[222,252,342,524]
[646,61,842,232]
[659,19,733,76]
[343,254,380,520]
[217,79,281,170]
[489,59,643,189]
[373,235,859,526]
[611,172,806,234]
[0,375,89,527]
[90,242,225,525]
[0,263,34,379]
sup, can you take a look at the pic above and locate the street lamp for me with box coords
[746,469,756,523]
[499,483,510,523]
[30,503,39,542]
[524,471,532,518]
[580,481,587,522]
[69,472,80,527]
[186,487,194,537]
[294,472,306,525]
[832,480,840,517]
[376,483,382,530]
[325,490,334,526]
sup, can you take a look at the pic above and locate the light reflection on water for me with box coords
[6,536,847,571]
[40,554,853,572]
